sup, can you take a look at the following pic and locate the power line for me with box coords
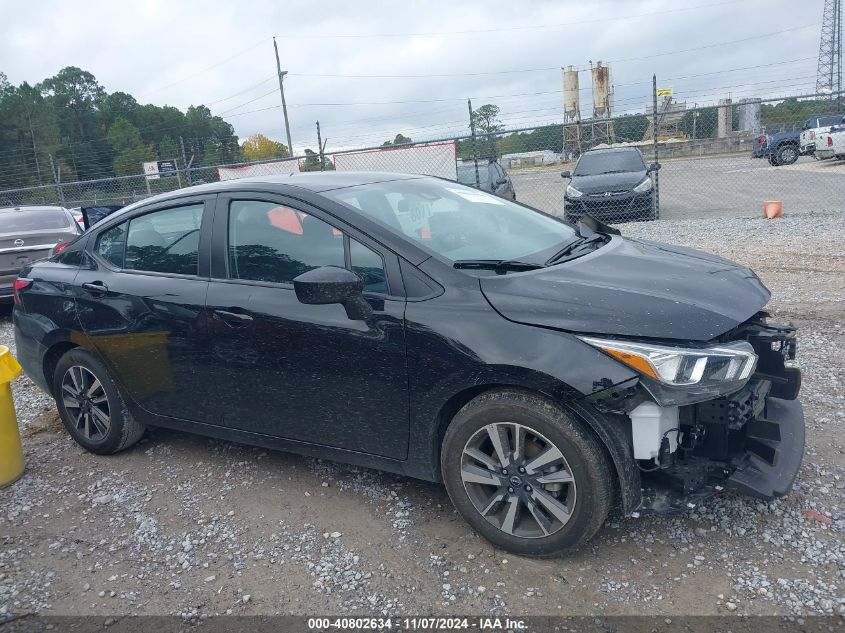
[138,38,271,98]
[286,25,819,79]
[274,0,746,39]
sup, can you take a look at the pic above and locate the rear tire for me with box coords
[53,348,145,455]
[441,390,614,557]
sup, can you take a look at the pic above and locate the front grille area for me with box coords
[587,190,631,197]
[566,194,653,222]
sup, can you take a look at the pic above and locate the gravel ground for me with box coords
[0,211,843,620]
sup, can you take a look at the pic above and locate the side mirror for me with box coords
[560,170,571,179]
[647,163,661,172]
[293,266,372,320]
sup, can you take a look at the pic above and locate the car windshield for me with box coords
[574,151,645,176]
[456,164,491,185]
[0,208,70,232]
[325,178,577,263]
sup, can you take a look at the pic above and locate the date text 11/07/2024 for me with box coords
[306,617,527,630]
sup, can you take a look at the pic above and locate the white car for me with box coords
[815,127,845,160]
[799,114,845,155]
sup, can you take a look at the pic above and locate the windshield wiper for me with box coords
[453,259,542,272]
[544,215,617,266]
[543,235,605,265]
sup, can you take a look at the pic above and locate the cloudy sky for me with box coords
[0,0,824,152]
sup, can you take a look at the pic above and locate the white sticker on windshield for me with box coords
[445,187,506,205]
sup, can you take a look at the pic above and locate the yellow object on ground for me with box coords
[0,345,24,488]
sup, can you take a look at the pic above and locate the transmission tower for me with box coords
[816,0,843,98]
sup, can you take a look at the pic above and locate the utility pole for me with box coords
[467,98,480,188]
[692,103,698,140]
[316,121,325,171]
[48,154,64,207]
[179,136,192,186]
[651,75,660,220]
[273,37,294,154]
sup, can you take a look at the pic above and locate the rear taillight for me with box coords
[51,241,70,256]
[809,131,815,139]
[828,136,833,146]
[759,135,767,144]
[12,278,32,305]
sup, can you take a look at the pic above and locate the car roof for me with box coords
[0,205,69,214]
[176,171,424,196]
[581,147,643,155]
[88,171,434,228]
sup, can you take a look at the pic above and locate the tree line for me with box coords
[2,65,838,195]
[0,66,245,191]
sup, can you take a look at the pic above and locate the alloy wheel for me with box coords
[460,422,577,539]
[61,365,111,442]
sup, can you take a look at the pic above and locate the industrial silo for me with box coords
[562,66,582,158]
[591,61,612,118]
[589,61,615,145]
[737,98,762,135]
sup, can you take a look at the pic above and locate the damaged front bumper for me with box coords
[636,316,805,514]
[639,390,804,514]
[724,396,804,499]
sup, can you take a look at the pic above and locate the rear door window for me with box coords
[124,204,204,275]
[96,222,127,267]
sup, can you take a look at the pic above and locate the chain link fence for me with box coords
[2,88,844,225]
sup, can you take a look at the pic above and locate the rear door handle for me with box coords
[213,309,254,326]
[82,281,109,295]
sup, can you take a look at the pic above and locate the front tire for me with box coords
[775,144,798,166]
[53,348,145,455]
[441,390,614,557]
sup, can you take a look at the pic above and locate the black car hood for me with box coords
[480,236,770,341]
[570,171,647,194]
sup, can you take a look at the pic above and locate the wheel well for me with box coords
[42,342,79,396]
[433,384,504,478]
[434,385,640,513]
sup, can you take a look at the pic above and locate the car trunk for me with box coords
[0,229,69,276]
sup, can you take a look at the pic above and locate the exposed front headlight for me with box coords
[632,178,653,193]
[579,336,757,405]
[565,184,583,198]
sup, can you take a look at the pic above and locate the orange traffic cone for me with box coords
[763,201,783,219]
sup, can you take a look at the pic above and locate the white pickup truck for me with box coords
[799,114,845,155]
[815,127,845,160]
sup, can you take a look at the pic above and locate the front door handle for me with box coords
[213,309,254,326]
[82,281,109,295]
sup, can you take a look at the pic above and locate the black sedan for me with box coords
[13,172,803,557]
[562,147,659,223]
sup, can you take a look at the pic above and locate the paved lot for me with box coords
[511,154,845,219]
[0,213,843,620]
